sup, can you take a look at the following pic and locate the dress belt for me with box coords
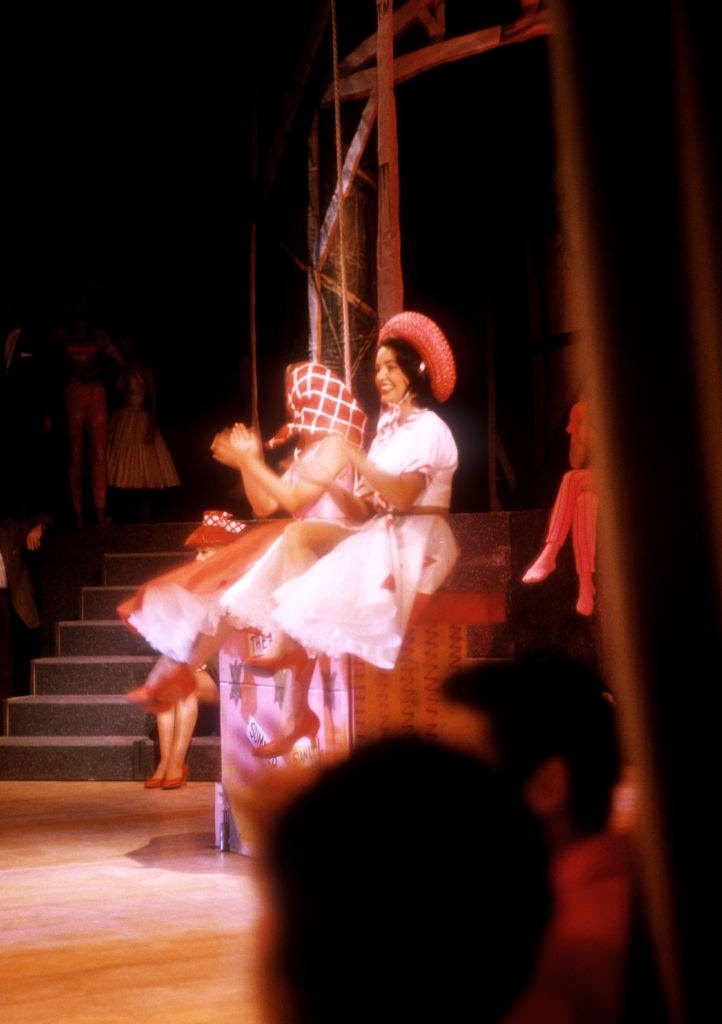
[375,506,449,518]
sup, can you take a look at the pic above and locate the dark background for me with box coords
[2,3,564,524]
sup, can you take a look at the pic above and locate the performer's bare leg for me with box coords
[146,705,174,784]
[164,693,198,783]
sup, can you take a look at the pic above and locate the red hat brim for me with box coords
[377,311,456,402]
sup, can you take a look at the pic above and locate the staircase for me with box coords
[0,522,222,781]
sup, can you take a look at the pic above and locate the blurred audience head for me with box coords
[440,652,622,846]
[254,733,551,1024]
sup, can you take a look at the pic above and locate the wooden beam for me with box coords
[322,10,551,106]
[338,0,444,74]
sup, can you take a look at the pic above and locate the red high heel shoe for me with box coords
[162,764,189,789]
[252,708,321,759]
[127,686,173,714]
[127,662,196,714]
[244,644,310,678]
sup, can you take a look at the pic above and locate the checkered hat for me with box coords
[378,311,457,403]
[265,362,368,450]
[184,510,246,548]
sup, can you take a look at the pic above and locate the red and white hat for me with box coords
[265,361,368,450]
[377,311,457,403]
[184,510,246,548]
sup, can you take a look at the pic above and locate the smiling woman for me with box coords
[223,310,460,755]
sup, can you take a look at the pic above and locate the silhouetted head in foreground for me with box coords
[258,734,551,1024]
[440,652,622,850]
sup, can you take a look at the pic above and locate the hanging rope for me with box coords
[331,0,352,386]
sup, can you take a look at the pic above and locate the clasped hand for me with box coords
[210,422,262,468]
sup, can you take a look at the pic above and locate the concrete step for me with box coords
[2,521,227,783]
[80,586,136,620]
[32,655,154,695]
[102,551,192,586]
[56,620,155,657]
[0,735,220,782]
[7,694,159,737]
[7,690,220,738]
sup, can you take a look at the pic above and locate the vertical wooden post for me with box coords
[375,0,404,323]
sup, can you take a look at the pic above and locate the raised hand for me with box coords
[229,422,263,463]
[209,427,239,468]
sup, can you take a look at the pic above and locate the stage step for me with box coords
[102,551,192,586]
[0,522,220,782]
[55,620,155,657]
[80,586,136,620]
[32,655,154,695]
[7,694,158,737]
[0,734,220,782]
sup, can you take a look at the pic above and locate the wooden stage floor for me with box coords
[0,781,266,1024]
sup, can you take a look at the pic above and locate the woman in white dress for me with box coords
[227,311,460,757]
[107,335,180,521]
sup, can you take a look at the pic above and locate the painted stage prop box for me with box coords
[214,628,351,856]
[214,621,472,855]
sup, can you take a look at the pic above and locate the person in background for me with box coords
[53,293,129,527]
[0,513,52,730]
[439,652,664,1024]
[522,397,598,614]
[248,734,551,1024]
[140,510,245,789]
[107,333,180,524]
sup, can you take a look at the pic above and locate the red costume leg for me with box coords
[545,469,590,545]
[572,482,598,615]
[571,484,598,575]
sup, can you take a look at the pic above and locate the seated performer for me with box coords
[522,397,598,615]
[141,509,245,789]
[120,361,368,711]
[224,310,460,756]
[124,312,459,762]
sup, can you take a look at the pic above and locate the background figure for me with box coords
[0,513,52,730]
[522,398,598,614]
[107,333,180,524]
[139,510,244,789]
[251,734,551,1024]
[439,653,664,1024]
[53,293,129,526]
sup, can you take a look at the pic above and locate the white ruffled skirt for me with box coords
[265,513,459,670]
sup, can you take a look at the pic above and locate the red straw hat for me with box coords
[184,510,246,548]
[377,311,457,403]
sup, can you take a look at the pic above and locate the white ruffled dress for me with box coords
[224,407,460,671]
